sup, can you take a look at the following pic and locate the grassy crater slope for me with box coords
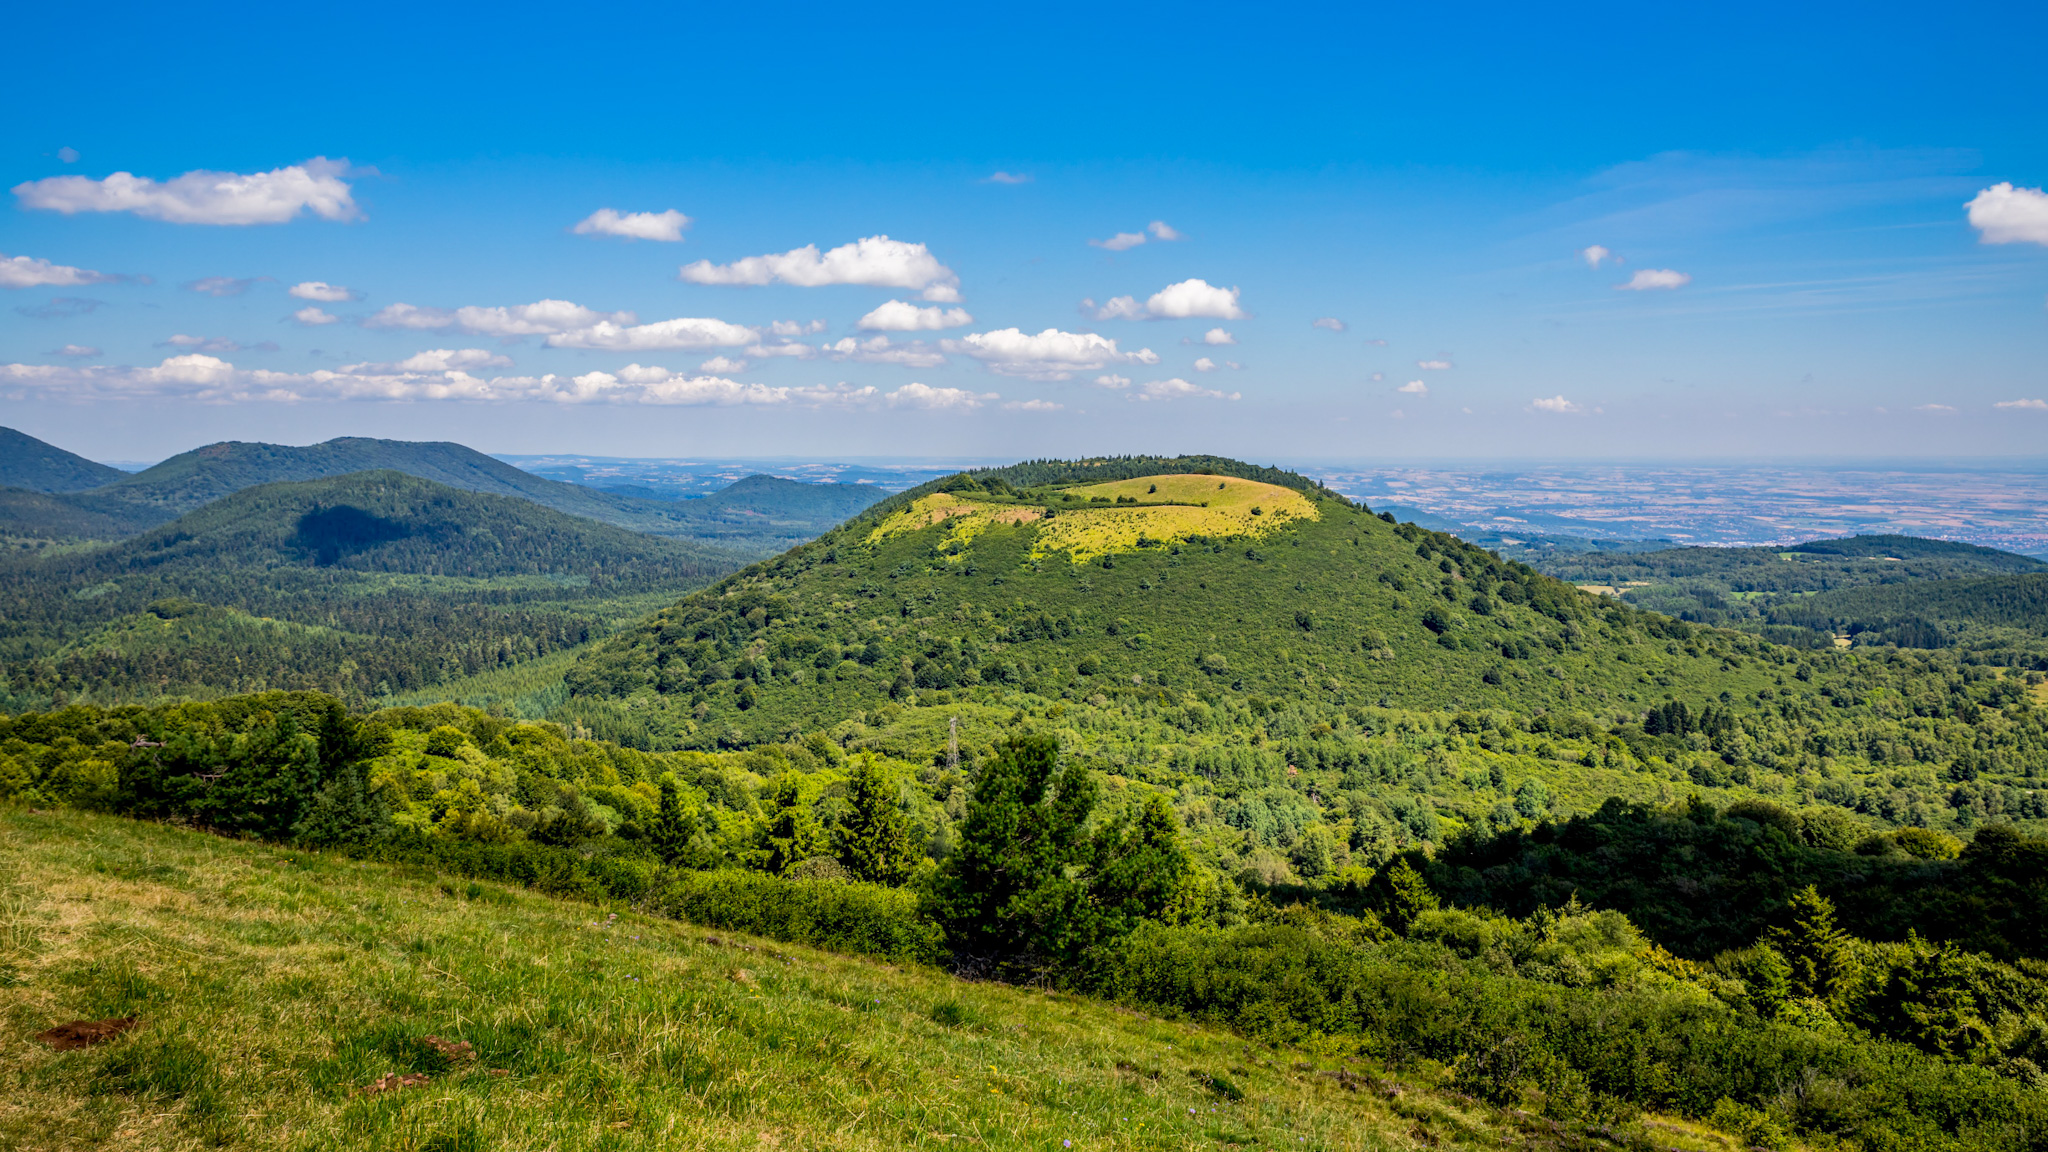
[0,472,742,708]
[569,461,1799,745]
[0,808,1721,1152]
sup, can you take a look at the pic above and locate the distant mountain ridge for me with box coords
[0,426,130,493]
[0,432,886,554]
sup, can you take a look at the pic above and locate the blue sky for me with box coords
[3,0,2045,463]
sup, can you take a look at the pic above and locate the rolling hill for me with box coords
[0,471,744,707]
[0,426,129,493]
[0,433,887,555]
[556,457,2048,874]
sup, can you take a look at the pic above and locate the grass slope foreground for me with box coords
[0,427,129,494]
[0,808,1672,1152]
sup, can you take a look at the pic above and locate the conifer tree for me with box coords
[1092,792,1198,933]
[649,776,705,867]
[837,754,920,884]
[1770,885,1862,1007]
[1383,858,1440,933]
[926,733,1098,972]
[760,773,826,873]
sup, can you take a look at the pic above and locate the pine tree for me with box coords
[760,773,826,874]
[1091,792,1198,933]
[926,733,1099,972]
[837,754,920,884]
[1382,858,1440,933]
[649,777,706,867]
[1770,885,1862,1007]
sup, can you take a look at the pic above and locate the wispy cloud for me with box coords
[289,281,359,302]
[1129,377,1238,402]
[1311,317,1346,332]
[1531,395,1582,413]
[573,208,691,242]
[1994,398,2047,411]
[292,306,339,326]
[13,157,358,225]
[1397,380,1428,394]
[1579,244,1612,268]
[50,344,99,358]
[15,296,103,319]
[184,276,266,297]
[985,171,1031,184]
[1416,359,1451,370]
[1616,269,1690,291]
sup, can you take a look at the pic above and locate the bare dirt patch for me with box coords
[34,1015,140,1051]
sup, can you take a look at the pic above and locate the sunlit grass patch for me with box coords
[863,477,1317,564]
[2,807,1549,1151]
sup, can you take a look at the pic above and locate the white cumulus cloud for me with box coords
[1397,380,1428,394]
[1093,374,1131,390]
[826,335,945,368]
[1200,328,1235,345]
[1149,220,1183,241]
[769,319,827,337]
[746,342,819,359]
[573,208,691,242]
[344,348,515,374]
[1617,269,1690,291]
[698,355,747,374]
[1193,357,1217,372]
[1143,278,1245,319]
[1994,398,2047,410]
[547,315,758,351]
[1417,359,1451,370]
[1967,183,2048,246]
[13,158,358,225]
[679,235,961,301]
[857,300,974,331]
[292,306,339,326]
[1531,395,1581,413]
[944,328,1158,381]
[1580,245,1611,268]
[364,299,645,339]
[289,280,358,302]
[1,252,116,289]
[1003,398,1064,412]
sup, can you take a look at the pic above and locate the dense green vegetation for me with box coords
[1532,534,2048,663]
[12,690,2048,1149]
[0,425,129,493]
[0,472,741,708]
[13,452,2048,1148]
[0,429,885,555]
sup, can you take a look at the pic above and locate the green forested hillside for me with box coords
[556,459,2048,871]
[1532,534,2047,656]
[0,472,740,707]
[1768,571,2048,657]
[10,693,2048,1152]
[0,426,129,493]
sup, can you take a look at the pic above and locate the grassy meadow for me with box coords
[0,807,1752,1152]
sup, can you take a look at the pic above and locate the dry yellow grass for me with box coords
[865,476,1317,564]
